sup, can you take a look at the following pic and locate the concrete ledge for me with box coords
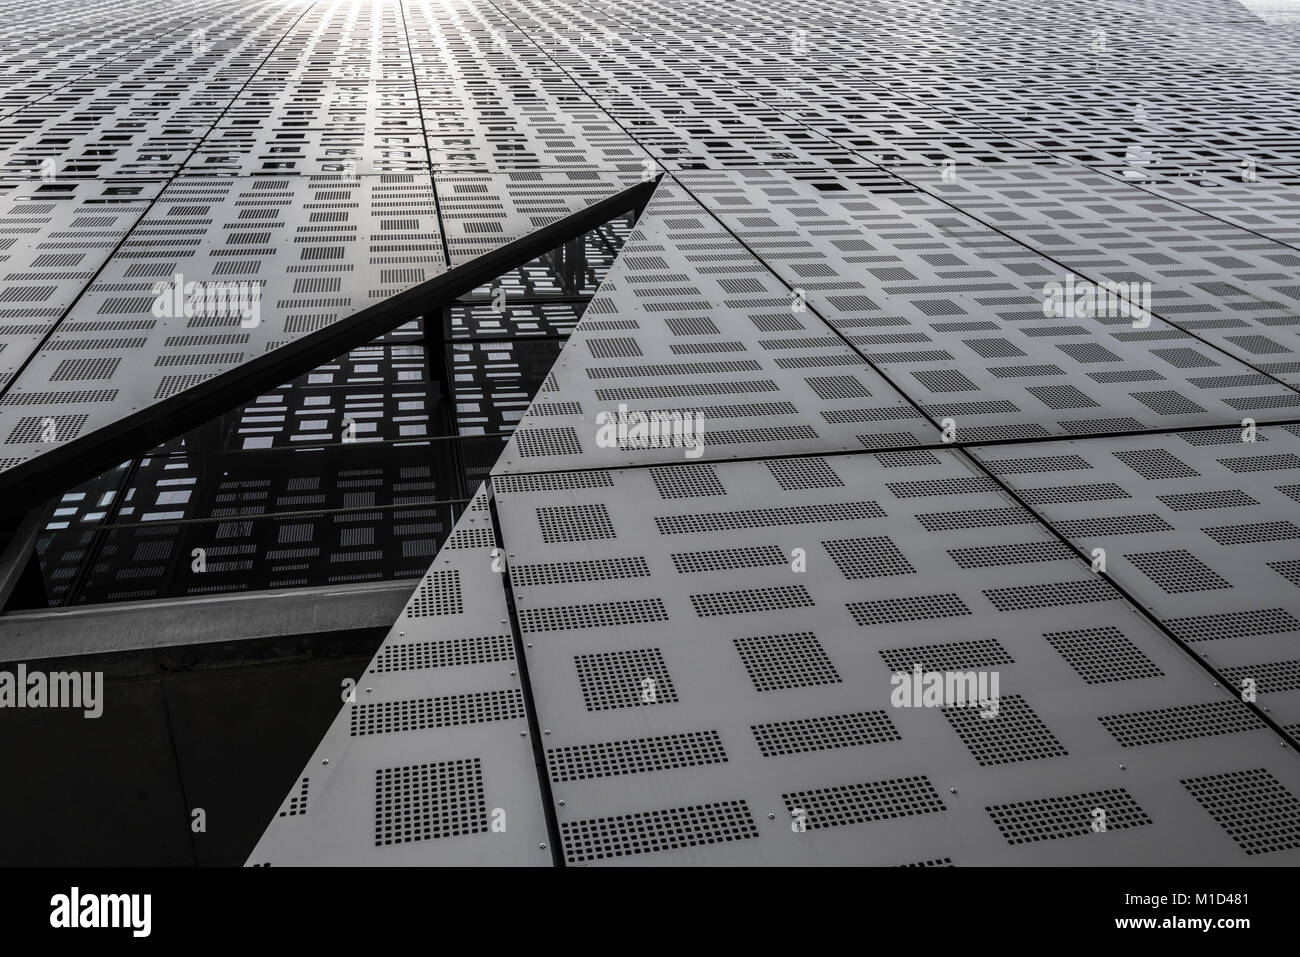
[0,578,415,661]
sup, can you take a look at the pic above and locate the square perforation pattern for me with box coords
[986,789,1152,846]
[975,428,1300,727]
[734,632,841,693]
[489,451,1300,864]
[374,759,488,847]
[941,695,1068,767]
[1181,770,1300,856]
[573,648,679,712]
[243,5,1300,863]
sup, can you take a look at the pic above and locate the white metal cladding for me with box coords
[972,426,1300,734]
[250,487,552,866]
[12,0,1295,864]
[491,455,1300,865]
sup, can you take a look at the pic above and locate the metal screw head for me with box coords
[322,759,329,765]
[767,813,775,820]
[558,800,565,807]
[519,731,526,737]
[544,729,550,735]
[949,787,957,794]
[539,843,546,850]
[1119,764,1127,770]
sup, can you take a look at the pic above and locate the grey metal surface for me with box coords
[495,176,938,472]
[250,487,551,865]
[8,0,1293,864]
[684,167,1300,438]
[491,455,1300,865]
[972,425,1300,733]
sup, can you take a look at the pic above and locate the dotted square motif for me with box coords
[823,536,915,578]
[650,464,727,498]
[1181,769,1300,856]
[734,632,840,692]
[765,456,843,489]
[1045,626,1164,684]
[574,647,678,711]
[373,759,487,847]
[1125,549,1232,594]
[942,695,1068,766]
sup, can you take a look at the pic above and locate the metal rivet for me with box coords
[949,788,957,794]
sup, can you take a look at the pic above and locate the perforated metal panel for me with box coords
[494,178,938,471]
[103,0,1293,865]
[250,487,550,865]
[973,424,1300,730]
[491,455,1300,865]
